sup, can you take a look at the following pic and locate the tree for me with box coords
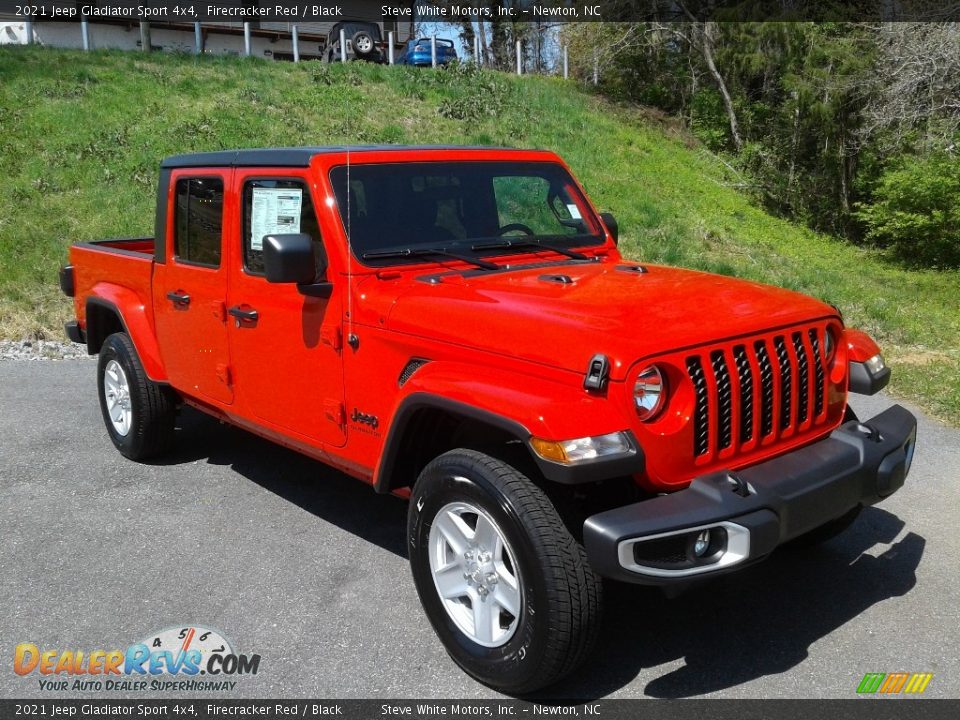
[860,23,960,154]
[856,153,960,268]
[697,22,742,151]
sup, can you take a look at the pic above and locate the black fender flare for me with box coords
[374,392,644,492]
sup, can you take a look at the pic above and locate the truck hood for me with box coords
[376,260,836,379]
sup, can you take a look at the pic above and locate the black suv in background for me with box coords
[324,21,387,64]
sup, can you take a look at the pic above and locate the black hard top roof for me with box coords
[160,146,518,169]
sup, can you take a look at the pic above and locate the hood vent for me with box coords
[539,274,574,284]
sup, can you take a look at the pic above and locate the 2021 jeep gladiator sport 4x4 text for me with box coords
[61,146,918,694]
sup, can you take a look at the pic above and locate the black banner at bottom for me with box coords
[1,699,957,720]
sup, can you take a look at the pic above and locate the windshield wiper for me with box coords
[361,247,500,271]
[471,239,589,260]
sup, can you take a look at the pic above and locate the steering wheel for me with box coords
[497,223,535,236]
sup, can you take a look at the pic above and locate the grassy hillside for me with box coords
[1,47,957,423]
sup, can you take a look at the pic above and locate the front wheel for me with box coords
[97,332,176,461]
[408,449,602,695]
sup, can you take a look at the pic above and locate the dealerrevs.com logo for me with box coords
[14,626,261,692]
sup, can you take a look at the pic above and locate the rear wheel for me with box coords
[97,332,176,461]
[408,449,602,695]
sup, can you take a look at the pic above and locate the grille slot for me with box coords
[809,329,825,417]
[755,340,775,438]
[733,345,754,442]
[793,332,810,423]
[774,336,792,430]
[710,350,733,449]
[685,325,830,459]
[687,357,710,457]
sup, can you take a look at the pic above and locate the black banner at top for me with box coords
[1,0,959,23]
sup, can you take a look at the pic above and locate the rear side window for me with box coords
[174,177,224,268]
[242,179,323,276]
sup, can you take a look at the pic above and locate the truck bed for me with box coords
[75,237,156,257]
[69,237,156,335]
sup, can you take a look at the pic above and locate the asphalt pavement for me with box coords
[1,359,958,699]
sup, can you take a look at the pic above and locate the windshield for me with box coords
[329,161,604,265]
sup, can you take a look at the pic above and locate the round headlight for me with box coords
[634,365,667,421]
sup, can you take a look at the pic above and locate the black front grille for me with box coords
[685,326,830,459]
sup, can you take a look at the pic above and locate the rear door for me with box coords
[152,170,233,405]
[225,170,345,447]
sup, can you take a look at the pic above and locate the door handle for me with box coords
[228,305,259,324]
[166,290,191,307]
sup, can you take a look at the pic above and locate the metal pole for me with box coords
[516,40,522,75]
[243,22,251,57]
[81,16,90,51]
[339,28,346,63]
[593,49,598,85]
[387,30,393,65]
[431,35,437,68]
[563,45,568,79]
[194,22,202,55]
[139,22,151,52]
[23,19,33,45]
[292,25,300,62]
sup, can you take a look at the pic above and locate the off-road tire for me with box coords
[408,449,603,695]
[97,332,176,461]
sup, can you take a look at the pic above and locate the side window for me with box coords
[242,179,323,276]
[174,177,224,267]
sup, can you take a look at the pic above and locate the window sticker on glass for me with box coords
[566,203,582,220]
[250,187,303,250]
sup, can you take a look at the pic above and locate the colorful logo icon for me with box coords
[857,672,933,695]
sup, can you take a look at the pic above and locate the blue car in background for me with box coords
[396,38,458,66]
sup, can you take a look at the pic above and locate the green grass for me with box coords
[1,47,957,423]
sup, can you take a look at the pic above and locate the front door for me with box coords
[225,170,345,447]
[152,171,233,405]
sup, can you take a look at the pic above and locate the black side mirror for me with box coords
[263,234,331,298]
[599,212,619,244]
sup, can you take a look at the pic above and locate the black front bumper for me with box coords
[583,405,918,585]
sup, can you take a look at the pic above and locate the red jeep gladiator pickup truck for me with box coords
[61,146,917,693]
